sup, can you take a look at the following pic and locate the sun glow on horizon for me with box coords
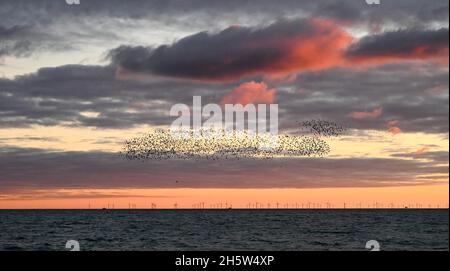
[1,185,448,209]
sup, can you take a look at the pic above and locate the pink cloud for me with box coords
[220,81,276,106]
[113,20,448,83]
[388,126,402,135]
[349,107,383,120]
[415,146,430,154]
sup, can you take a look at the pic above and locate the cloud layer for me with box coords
[346,28,449,64]
[0,62,448,133]
[109,19,353,81]
[0,147,447,190]
[110,21,448,82]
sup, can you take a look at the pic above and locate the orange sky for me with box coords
[1,185,448,209]
[0,125,448,209]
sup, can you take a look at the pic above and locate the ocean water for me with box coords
[0,209,448,251]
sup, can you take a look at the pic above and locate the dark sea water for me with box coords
[0,209,448,251]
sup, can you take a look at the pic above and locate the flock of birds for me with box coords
[121,119,346,161]
[300,119,346,137]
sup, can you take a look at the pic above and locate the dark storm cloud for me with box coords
[109,22,449,82]
[0,147,447,190]
[108,19,344,81]
[346,28,449,59]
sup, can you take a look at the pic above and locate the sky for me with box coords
[0,0,448,209]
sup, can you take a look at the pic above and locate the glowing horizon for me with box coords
[1,185,448,209]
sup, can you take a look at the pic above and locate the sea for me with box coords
[0,209,448,251]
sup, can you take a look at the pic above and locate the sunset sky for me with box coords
[0,0,448,209]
